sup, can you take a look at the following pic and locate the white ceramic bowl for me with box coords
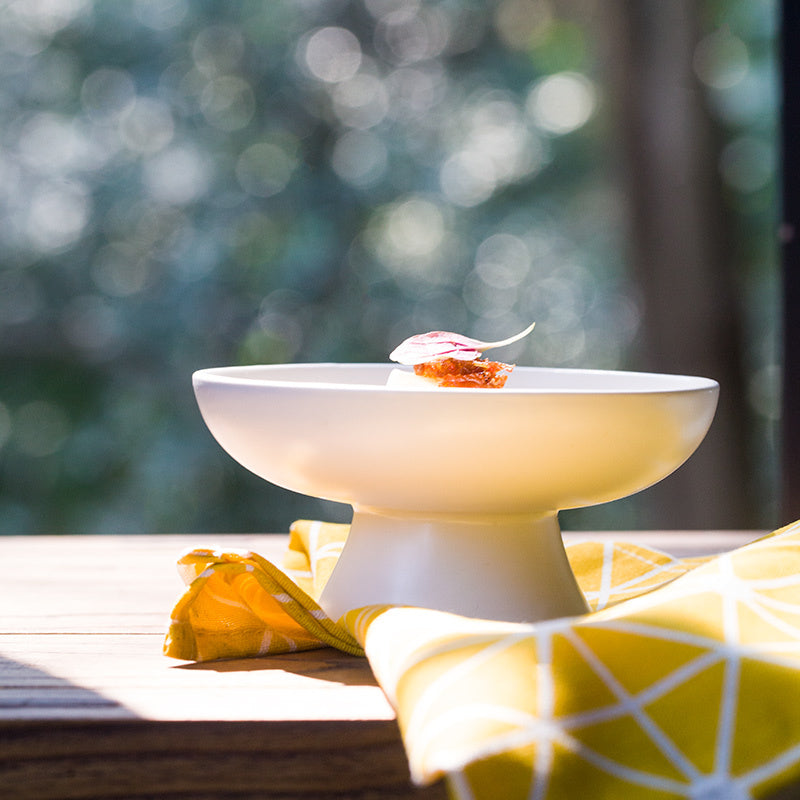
[193,364,719,623]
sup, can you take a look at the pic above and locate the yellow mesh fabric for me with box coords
[164,520,800,799]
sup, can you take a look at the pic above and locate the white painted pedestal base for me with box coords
[318,508,590,624]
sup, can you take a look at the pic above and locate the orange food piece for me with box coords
[413,357,513,388]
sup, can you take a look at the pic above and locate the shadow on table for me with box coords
[0,652,130,716]
[174,646,380,686]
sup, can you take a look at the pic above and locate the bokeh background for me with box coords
[0,0,779,535]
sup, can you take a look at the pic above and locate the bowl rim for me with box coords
[192,363,720,396]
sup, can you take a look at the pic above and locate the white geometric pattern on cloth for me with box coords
[570,539,692,612]
[358,521,800,799]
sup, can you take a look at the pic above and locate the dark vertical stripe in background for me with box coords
[782,1,800,522]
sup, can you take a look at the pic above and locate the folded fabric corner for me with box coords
[163,538,362,661]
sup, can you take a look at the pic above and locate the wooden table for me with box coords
[0,531,760,799]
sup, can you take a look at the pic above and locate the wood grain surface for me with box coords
[0,531,760,799]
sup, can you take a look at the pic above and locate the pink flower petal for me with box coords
[389,332,480,364]
[389,322,535,365]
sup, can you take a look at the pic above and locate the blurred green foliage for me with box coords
[0,0,778,534]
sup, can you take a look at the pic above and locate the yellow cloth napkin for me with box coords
[165,519,800,799]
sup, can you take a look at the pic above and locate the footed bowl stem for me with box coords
[318,508,589,624]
